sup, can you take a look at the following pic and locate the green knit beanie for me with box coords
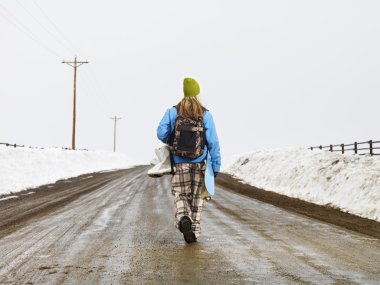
[183,77,200,98]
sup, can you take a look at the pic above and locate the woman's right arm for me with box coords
[204,111,221,173]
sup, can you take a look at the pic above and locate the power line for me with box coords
[15,0,76,55]
[78,69,110,119]
[0,3,63,59]
[82,68,110,108]
[31,0,80,55]
[86,67,109,101]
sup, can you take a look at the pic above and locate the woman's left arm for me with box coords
[157,108,172,143]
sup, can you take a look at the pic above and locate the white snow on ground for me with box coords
[0,146,134,195]
[222,147,380,222]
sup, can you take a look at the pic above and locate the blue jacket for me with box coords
[157,107,221,173]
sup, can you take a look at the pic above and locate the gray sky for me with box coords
[1,0,379,163]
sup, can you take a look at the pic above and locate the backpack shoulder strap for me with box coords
[202,108,209,148]
[168,107,176,175]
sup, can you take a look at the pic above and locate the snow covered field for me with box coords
[222,148,380,222]
[0,146,134,196]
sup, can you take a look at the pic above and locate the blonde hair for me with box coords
[176,95,206,120]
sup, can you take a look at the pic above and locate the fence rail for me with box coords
[0,142,88,151]
[310,140,380,156]
[0,142,25,148]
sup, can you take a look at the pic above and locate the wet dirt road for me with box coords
[0,166,379,284]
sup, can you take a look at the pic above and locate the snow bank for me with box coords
[222,147,380,222]
[0,146,134,195]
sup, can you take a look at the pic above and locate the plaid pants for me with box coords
[171,163,205,238]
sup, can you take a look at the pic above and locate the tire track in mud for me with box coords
[0,167,145,239]
[0,168,144,284]
[206,191,358,284]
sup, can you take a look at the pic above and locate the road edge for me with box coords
[216,173,380,239]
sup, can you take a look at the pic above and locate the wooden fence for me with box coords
[0,142,25,148]
[0,142,87,151]
[310,140,380,156]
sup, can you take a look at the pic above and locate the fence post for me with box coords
[354,142,357,154]
[369,140,373,156]
[319,145,322,150]
[341,144,344,154]
[329,145,333,152]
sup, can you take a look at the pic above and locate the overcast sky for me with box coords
[1,0,379,163]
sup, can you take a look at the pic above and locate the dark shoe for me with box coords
[184,231,197,243]
[180,216,197,243]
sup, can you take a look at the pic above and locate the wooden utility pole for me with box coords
[62,57,88,150]
[110,116,122,152]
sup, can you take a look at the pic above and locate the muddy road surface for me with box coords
[0,166,379,284]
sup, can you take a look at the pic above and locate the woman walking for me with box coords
[157,77,221,243]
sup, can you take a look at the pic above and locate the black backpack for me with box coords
[169,114,206,159]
